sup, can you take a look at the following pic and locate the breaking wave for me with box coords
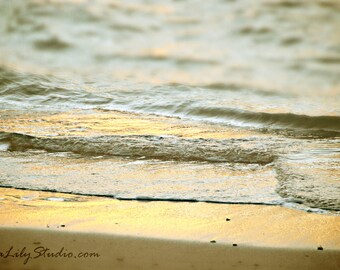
[0,132,276,165]
[0,69,339,135]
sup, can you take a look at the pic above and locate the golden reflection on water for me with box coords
[0,109,262,139]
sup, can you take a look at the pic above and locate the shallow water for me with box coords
[0,0,339,213]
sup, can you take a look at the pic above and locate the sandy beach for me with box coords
[0,187,339,270]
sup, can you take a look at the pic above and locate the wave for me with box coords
[196,82,292,97]
[94,53,218,66]
[33,36,71,51]
[185,106,340,133]
[275,155,340,211]
[0,69,112,106]
[1,68,339,135]
[0,132,276,165]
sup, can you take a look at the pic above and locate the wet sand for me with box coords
[0,188,339,270]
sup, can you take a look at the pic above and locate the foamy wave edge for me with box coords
[0,132,276,165]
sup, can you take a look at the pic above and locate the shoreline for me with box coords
[0,187,339,269]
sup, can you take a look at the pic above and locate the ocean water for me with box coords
[0,0,339,213]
